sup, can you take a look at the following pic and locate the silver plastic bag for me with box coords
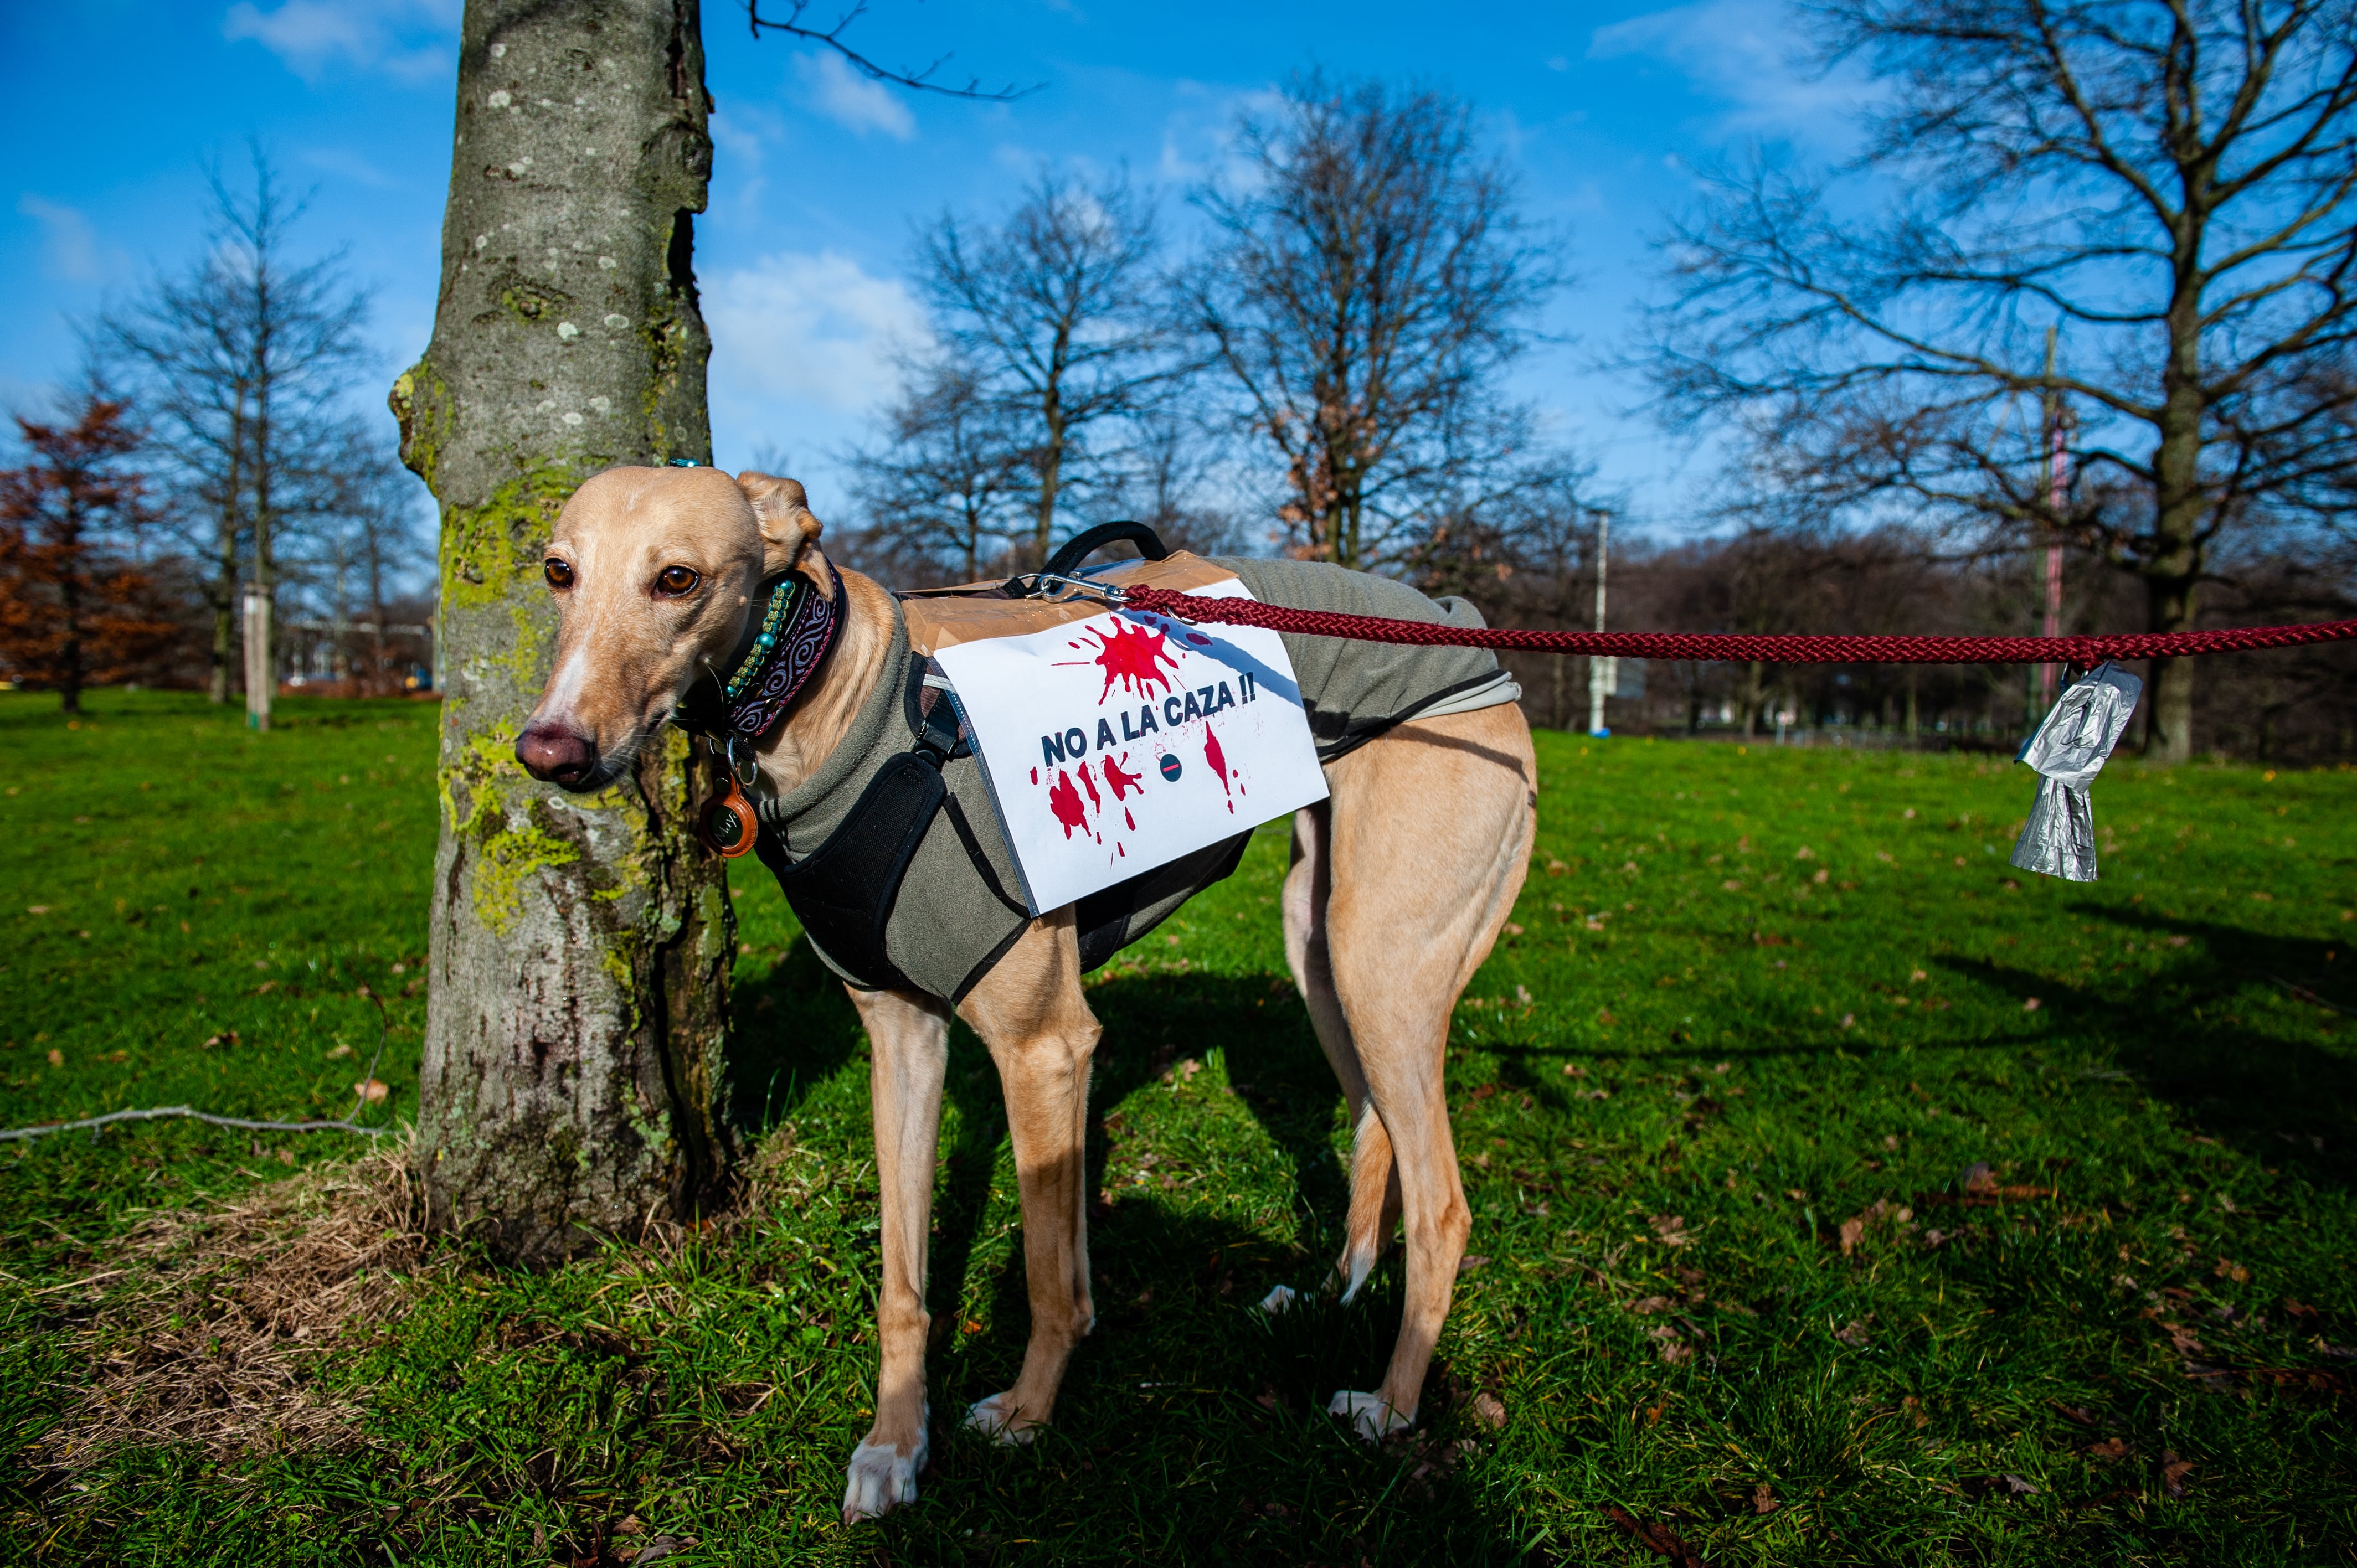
[2009,662,2143,882]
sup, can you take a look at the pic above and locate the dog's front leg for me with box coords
[841,987,951,1524]
[954,916,1099,1444]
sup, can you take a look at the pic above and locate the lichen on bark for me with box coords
[394,0,733,1266]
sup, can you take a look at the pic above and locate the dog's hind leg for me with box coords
[842,987,952,1523]
[1281,803,1401,1306]
[953,911,1100,1444]
[1316,706,1536,1441]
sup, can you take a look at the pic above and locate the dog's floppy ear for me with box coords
[734,471,828,589]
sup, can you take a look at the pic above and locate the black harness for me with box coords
[681,524,1243,998]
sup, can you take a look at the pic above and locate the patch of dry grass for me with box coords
[25,1139,433,1472]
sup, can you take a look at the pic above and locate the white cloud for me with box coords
[1156,82,1286,189]
[223,0,459,85]
[18,195,107,282]
[1589,0,1868,148]
[791,51,918,142]
[704,250,929,416]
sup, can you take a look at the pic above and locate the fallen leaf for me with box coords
[1649,1214,1692,1245]
[1839,1216,1866,1255]
[1605,1505,1708,1567]
[1504,922,1525,936]
[1835,1319,1871,1347]
[1457,1254,1489,1273]
[1650,1325,1692,1365]
[1901,1394,1929,1428]
[26,905,50,915]
[45,1048,63,1068]
[1562,1063,1588,1077]
[2023,997,2042,1012]
[327,1043,354,1060]
[1628,1296,1675,1316]
[1471,1393,1507,1430]
[2003,1473,2039,1495]
[2087,1437,2129,1460]
[1751,1481,1778,1514]
[2161,1451,2193,1498]
[1962,1162,1998,1193]
[354,1079,389,1103]
[2283,1297,2318,1321]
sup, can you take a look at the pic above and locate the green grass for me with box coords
[3,689,2353,1565]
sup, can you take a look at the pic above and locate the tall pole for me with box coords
[2040,327,2065,709]
[1587,508,1610,738]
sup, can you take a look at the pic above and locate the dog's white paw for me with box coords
[1328,1390,1413,1443]
[1257,1284,1300,1315]
[841,1421,929,1524]
[962,1391,1037,1447]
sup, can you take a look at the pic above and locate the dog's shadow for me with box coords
[732,953,1519,1560]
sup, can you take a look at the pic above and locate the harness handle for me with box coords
[1042,520,1170,579]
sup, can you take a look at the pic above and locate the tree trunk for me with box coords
[58,502,84,716]
[212,414,243,705]
[2143,570,2199,765]
[392,0,732,1267]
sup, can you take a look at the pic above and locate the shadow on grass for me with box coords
[725,936,867,1134]
[727,959,1531,1560]
[900,1200,1529,1566]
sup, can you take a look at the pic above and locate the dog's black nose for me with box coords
[516,723,599,788]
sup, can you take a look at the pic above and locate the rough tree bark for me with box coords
[392,0,733,1266]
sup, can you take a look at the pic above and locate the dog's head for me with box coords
[514,465,825,791]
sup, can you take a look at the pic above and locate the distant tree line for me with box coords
[0,147,433,709]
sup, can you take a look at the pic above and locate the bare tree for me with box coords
[1186,75,1560,570]
[1649,0,2357,762]
[847,353,1031,579]
[96,146,372,712]
[297,429,433,690]
[917,170,1176,565]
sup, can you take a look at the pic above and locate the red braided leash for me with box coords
[1120,587,2357,666]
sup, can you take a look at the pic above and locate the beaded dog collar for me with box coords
[713,570,845,740]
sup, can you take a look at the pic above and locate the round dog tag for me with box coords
[701,775,758,858]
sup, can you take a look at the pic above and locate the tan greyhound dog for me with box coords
[513,466,1536,1523]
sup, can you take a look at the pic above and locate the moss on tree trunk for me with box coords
[392,0,733,1266]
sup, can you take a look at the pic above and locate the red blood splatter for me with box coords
[1079,762,1103,811]
[1118,843,1126,857]
[1048,770,1088,839]
[1077,618,1181,703]
[1102,754,1143,801]
[1030,766,1039,785]
[1124,808,1135,829]
[1205,725,1235,813]
[1204,726,1232,796]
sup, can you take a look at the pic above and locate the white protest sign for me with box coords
[933,578,1329,914]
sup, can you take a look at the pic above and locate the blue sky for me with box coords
[0,0,1865,535]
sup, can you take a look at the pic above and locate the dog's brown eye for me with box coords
[655,565,700,596]
[543,558,574,589]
